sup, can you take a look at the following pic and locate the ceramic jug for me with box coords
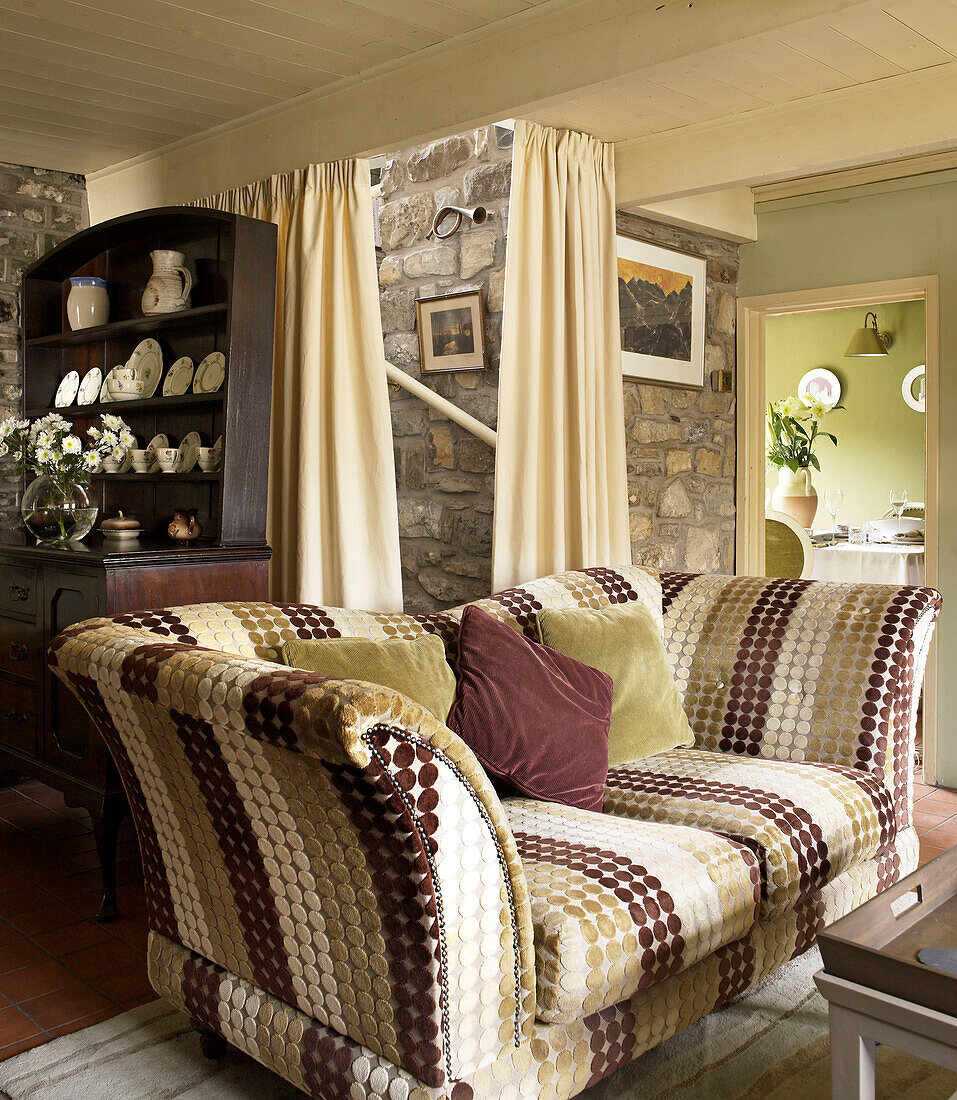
[141,250,193,315]
[770,466,818,529]
[168,508,201,541]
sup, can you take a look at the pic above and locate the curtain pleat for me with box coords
[492,121,630,592]
[193,161,403,610]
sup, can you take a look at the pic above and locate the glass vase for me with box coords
[20,476,98,544]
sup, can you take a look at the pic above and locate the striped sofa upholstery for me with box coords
[48,568,939,1100]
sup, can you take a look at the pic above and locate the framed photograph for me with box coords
[415,290,487,373]
[617,235,707,388]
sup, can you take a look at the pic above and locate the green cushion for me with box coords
[281,635,457,722]
[537,602,695,766]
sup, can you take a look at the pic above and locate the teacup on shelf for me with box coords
[130,448,150,473]
[197,447,220,472]
[100,455,120,473]
[155,447,179,474]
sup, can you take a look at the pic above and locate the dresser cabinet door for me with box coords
[42,569,103,780]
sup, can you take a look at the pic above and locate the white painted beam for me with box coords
[87,0,870,221]
[626,188,757,242]
[616,62,957,205]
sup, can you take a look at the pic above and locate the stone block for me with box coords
[417,567,486,605]
[408,134,473,182]
[670,390,696,410]
[631,419,679,444]
[473,128,490,161]
[403,443,426,489]
[488,268,505,312]
[404,245,457,278]
[0,230,38,260]
[0,293,17,326]
[445,557,487,579]
[705,483,735,516]
[685,527,721,573]
[384,333,419,366]
[15,179,67,203]
[379,287,416,332]
[705,343,726,373]
[658,480,691,518]
[459,230,497,279]
[378,193,435,251]
[378,254,403,287]
[637,384,667,414]
[379,157,406,198]
[434,186,460,211]
[432,475,480,493]
[464,161,511,205]
[458,435,495,473]
[715,289,735,334]
[633,540,677,571]
[695,449,721,476]
[666,449,692,476]
[451,510,492,556]
[391,404,428,437]
[429,425,454,469]
[629,512,653,540]
[398,498,443,539]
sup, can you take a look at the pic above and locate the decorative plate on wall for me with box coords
[798,367,841,406]
[902,364,926,412]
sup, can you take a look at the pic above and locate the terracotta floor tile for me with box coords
[0,1032,48,1060]
[0,920,29,948]
[52,832,98,857]
[0,885,56,919]
[34,919,111,959]
[91,965,153,1008]
[60,939,143,982]
[48,1007,115,1039]
[0,1003,44,1048]
[0,802,62,831]
[0,958,76,1002]
[0,936,49,976]
[919,823,957,847]
[19,982,112,1030]
[913,809,950,829]
[10,904,90,938]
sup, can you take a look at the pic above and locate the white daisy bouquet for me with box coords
[766,393,842,473]
[0,412,135,496]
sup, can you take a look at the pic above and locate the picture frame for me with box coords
[617,234,707,388]
[415,290,487,373]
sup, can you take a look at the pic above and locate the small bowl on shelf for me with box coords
[107,376,147,401]
[155,447,178,474]
[130,449,151,473]
[197,447,220,473]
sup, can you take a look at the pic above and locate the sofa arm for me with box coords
[49,620,535,1088]
[660,573,940,830]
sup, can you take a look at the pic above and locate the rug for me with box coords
[1,949,954,1099]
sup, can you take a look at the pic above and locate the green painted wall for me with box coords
[765,301,925,529]
[739,174,955,783]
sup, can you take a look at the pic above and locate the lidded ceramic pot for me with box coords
[67,276,109,330]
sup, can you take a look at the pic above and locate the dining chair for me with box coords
[765,510,814,580]
[881,501,925,520]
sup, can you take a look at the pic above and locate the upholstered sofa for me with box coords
[48,567,939,1100]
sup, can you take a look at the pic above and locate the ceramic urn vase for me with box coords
[771,466,818,529]
[141,250,193,315]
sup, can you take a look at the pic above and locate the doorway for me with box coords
[736,277,940,781]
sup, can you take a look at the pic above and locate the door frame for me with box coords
[736,276,940,781]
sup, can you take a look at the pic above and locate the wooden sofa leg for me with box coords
[192,1021,228,1059]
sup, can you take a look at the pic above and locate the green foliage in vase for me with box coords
[766,394,842,473]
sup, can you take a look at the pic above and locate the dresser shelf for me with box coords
[27,392,225,419]
[25,303,228,348]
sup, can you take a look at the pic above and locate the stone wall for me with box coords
[378,127,510,612]
[0,163,87,521]
[617,211,739,576]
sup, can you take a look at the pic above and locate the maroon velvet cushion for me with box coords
[447,605,613,813]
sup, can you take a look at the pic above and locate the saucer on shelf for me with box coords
[177,431,201,473]
[77,367,102,406]
[193,352,225,394]
[127,338,163,397]
[163,356,194,396]
[54,371,80,407]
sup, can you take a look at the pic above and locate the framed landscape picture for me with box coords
[415,290,487,373]
[617,235,706,387]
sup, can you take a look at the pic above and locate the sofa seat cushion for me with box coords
[503,798,761,1024]
[604,747,895,917]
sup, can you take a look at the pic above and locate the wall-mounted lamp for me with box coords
[844,311,892,356]
[427,205,487,240]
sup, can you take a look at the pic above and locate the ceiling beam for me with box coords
[616,61,957,205]
[87,0,870,220]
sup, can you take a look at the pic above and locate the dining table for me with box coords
[809,539,925,586]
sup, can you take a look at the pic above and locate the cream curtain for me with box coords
[193,161,403,610]
[492,121,631,592]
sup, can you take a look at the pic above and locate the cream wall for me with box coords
[740,177,953,785]
[765,301,926,529]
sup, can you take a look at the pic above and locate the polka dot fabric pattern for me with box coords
[147,829,914,1100]
[659,575,940,831]
[503,799,761,1023]
[605,747,897,917]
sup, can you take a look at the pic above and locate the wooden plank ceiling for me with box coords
[0,0,550,173]
[528,0,957,142]
[4,0,957,177]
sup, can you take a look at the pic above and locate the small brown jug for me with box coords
[168,508,201,541]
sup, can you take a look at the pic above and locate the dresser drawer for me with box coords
[0,565,38,620]
[0,677,39,756]
[0,617,42,683]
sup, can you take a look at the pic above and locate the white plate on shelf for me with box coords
[212,435,222,458]
[127,339,163,398]
[145,434,168,470]
[163,356,194,397]
[193,352,225,394]
[100,365,125,403]
[177,430,201,473]
[54,371,80,408]
[77,367,102,406]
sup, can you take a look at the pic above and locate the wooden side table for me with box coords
[817,847,957,1099]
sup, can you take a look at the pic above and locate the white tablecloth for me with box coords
[810,542,924,585]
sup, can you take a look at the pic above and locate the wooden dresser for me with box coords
[0,206,277,919]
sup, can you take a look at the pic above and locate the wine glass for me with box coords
[889,488,908,534]
[825,488,843,541]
